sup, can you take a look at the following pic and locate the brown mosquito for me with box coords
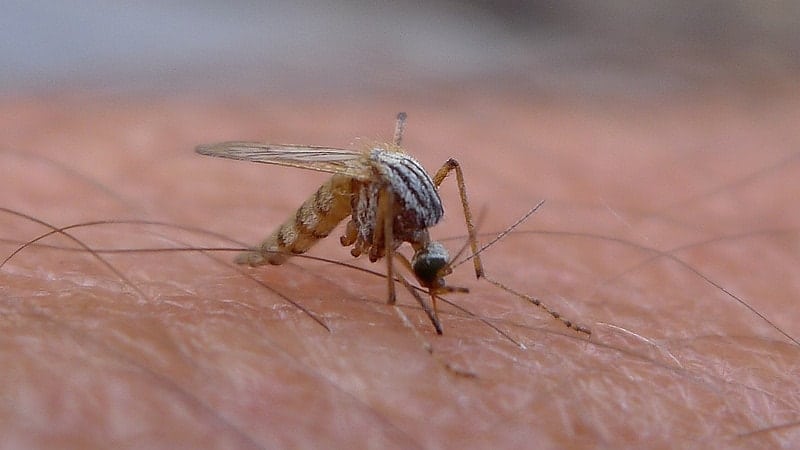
[196,113,589,336]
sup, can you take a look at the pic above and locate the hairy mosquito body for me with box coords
[196,113,588,336]
[236,144,443,268]
[236,174,352,266]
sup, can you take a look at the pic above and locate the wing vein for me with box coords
[196,142,370,178]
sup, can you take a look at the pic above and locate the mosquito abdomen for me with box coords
[236,175,353,266]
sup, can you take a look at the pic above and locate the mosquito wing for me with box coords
[196,142,371,179]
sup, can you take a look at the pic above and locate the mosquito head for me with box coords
[411,241,451,289]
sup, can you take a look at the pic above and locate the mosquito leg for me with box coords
[339,220,358,247]
[394,252,444,331]
[484,275,591,335]
[432,158,483,279]
[393,112,407,146]
[430,293,440,329]
[392,304,475,377]
[378,188,397,305]
[397,271,443,334]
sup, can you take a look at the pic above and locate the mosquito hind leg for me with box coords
[485,275,591,336]
[392,301,474,377]
[393,112,407,146]
[431,158,483,279]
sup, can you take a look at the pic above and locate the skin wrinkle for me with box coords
[3,210,793,311]
[507,228,800,347]
[2,91,800,447]
[0,214,423,447]
[22,301,422,449]
[0,219,530,348]
[1,219,526,349]
[3,225,796,446]
[19,216,796,353]
[18,311,269,450]
[0,214,333,331]
[6,218,800,358]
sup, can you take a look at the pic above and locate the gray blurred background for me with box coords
[1,0,799,97]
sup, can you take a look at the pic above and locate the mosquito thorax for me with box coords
[412,241,450,288]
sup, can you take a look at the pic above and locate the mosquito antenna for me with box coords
[432,292,526,348]
[438,200,590,335]
[452,200,545,270]
[445,204,489,269]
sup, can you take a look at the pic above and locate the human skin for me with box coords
[1,85,800,449]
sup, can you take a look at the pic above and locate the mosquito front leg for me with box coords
[432,158,483,279]
[394,252,445,332]
[396,268,444,335]
[378,187,398,305]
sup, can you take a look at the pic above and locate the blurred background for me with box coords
[2,0,798,98]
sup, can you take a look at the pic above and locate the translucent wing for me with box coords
[195,142,371,179]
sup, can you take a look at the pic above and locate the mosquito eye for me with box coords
[413,255,447,285]
[412,242,449,286]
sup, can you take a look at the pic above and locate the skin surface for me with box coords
[2,84,800,449]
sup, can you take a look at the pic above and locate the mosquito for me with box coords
[196,113,588,336]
